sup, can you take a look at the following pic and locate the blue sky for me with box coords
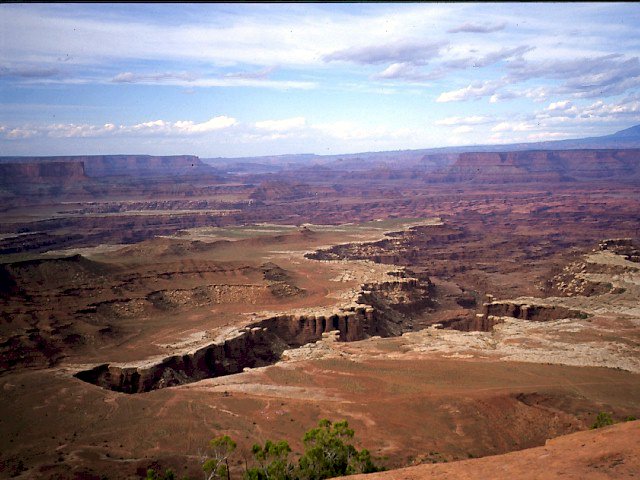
[1,3,639,157]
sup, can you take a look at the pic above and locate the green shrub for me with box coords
[147,419,382,480]
[145,469,177,480]
[294,419,383,479]
[203,435,237,480]
[244,439,294,480]
[591,412,614,429]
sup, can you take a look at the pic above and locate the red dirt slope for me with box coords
[344,420,639,480]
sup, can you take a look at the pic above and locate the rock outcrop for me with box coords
[249,180,315,201]
[481,301,587,322]
[429,149,640,183]
[0,155,216,178]
[599,238,640,262]
[72,262,433,394]
[74,305,376,393]
[0,161,87,184]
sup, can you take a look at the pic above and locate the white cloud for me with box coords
[522,87,553,103]
[255,117,306,132]
[453,125,473,134]
[375,62,419,79]
[0,4,455,69]
[224,66,276,80]
[112,71,197,83]
[46,123,121,138]
[2,4,640,157]
[190,78,317,90]
[108,71,315,90]
[491,121,534,132]
[447,21,507,34]
[1,116,419,147]
[526,131,571,141]
[546,100,573,111]
[5,126,38,139]
[436,79,506,102]
[507,54,640,99]
[130,120,167,133]
[435,115,491,126]
[311,121,413,141]
[324,40,447,66]
[534,95,640,125]
[443,45,533,70]
[0,65,61,78]
[1,116,238,140]
[580,97,640,118]
[174,116,238,133]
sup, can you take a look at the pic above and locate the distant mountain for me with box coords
[0,161,87,185]
[354,123,640,156]
[518,124,640,150]
[428,149,640,183]
[202,124,640,173]
[3,125,640,177]
[607,124,640,138]
[0,155,220,178]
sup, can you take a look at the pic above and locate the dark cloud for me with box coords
[324,40,448,66]
[447,22,507,34]
[0,66,60,78]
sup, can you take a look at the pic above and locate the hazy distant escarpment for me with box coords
[0,161,87,184]
[430,148,640,183]
[0,154,214,177]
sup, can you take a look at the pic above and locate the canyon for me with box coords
[1,140,639,479]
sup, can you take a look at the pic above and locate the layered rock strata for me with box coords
[429,149,640,183]
[0,161,87,184]
[73,251,433,394]
[74,304,379,393]
[481,302,587,322]
[0,155,212,177]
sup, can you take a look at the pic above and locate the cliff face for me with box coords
[0,161,87,184]
[432,149,640,183]
[78,155,207,177]
[74,307,375,393]
[249,180,314,201]
[482,301,587,322]
[0,155,214,177]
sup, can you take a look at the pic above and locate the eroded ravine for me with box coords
[73,225,434,393]
[72,228,622,394]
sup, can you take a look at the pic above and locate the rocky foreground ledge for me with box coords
[341,420,640,480]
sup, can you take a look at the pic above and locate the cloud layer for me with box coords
[1,3,639,156]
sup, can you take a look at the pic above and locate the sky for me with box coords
[1,2,639,158]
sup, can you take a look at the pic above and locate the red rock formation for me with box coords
[74,308,374,393]
[77,155,207,177]
[250,180,314,201]
[0,161,87,184]
[0,155,214,177]
[482,301,587,321]
[430,149,640,183]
